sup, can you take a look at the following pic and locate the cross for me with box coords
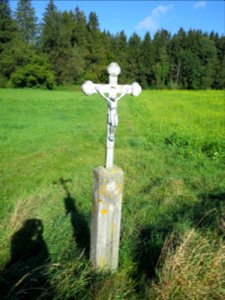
[82,62,142,168]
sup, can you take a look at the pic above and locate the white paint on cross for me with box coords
[82,62,142,168]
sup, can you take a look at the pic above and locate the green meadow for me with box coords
[0,88,224,299]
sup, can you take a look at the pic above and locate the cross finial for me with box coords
[82,62,142,168]
[107,62,121,76]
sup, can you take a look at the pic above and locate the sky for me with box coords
[10,1,225,38]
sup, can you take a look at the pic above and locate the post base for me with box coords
[91,166,124,271]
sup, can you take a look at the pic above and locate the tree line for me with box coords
[0,0,224,89]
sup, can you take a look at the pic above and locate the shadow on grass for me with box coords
[0,218,53,300]
[57,178,90,258]
[133,224,174,283]
[133,187,225,288]
[193,190,225,233]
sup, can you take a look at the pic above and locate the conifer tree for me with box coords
[15,0,37,43]
[101,30,115,73]
[199,36,217,89]
[170,28,186,88]
[72,7,88,49]
[0,0,15,52]
[0,0,18,86]
[112,31,128,83]
[41,0,59,53]
[41,0,61,82]
[87,12,99,32]
[212,35,225,89]
[57,10,84,84]
[140,32,153,88]
[152,30,170,88]
[127,33,142,82]
[86,11,106,81]
[72,6,89,75]
[42,2,85,84]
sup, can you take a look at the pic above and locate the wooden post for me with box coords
[91,166,124,271]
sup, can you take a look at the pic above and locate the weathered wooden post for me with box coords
[82,62,142,271]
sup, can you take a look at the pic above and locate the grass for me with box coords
[0,88,224,299]
[151,229,225,299]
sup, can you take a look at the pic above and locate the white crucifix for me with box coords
[82,62,142,168]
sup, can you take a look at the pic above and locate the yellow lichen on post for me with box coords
[99,256,105,268]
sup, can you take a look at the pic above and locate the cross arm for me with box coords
[116,82,142,99]
[82,81,142,98]
[82,81,110,96]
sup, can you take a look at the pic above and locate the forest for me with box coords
[0,0,225,90]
